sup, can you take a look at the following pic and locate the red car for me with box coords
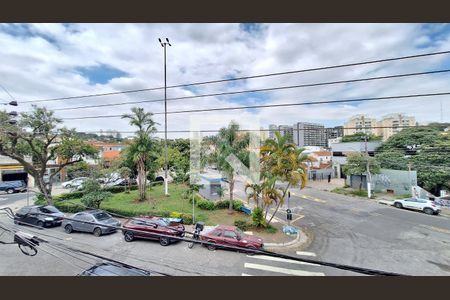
[200,225,264,252]
[122,216,185,246]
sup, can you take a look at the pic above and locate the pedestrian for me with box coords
[328,174,331,183]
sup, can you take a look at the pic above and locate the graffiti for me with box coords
[375,174,391,187]
[435,199,450,207]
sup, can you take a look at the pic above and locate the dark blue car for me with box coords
[0,180,27,194]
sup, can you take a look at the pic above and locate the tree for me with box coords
[342,132,382,142]
[66,161,92,179]
[0,106,97,204]
[122,107,157,202]
[375,126,450,194]
[118,166,132,193]
[215,122,250,212]
[260,132,308,225]
[80,178,112,209]
[343,153,381,191]
[216,186,226,200]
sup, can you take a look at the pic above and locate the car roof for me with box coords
[81,263,152,276]
[135,216,162,221]
[215,225,237,230]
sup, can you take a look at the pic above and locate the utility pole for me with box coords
[159,38,172,196]
[407,162,412,196]
[362,115,372,199]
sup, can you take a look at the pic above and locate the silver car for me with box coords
[62,210,121,236]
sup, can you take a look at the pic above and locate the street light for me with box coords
[1,101,17,106]
[159,37,172,196]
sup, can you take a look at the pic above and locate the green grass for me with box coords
[49,183,251,226]
[331,187,369,198]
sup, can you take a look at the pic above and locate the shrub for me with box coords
[170,211,182,218]
[54,201,85,213]
[54,191,85,201]
[34,194,47,205]
[196,199,215,210]
[265,224,278,234]
[252,207,266,227]
[180,213,193,225]
[234,220,250,231]
[214,200,244,211]
[81,191,112,209]
[103,185,138,194]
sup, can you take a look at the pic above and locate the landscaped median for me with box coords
[35,184,256,226]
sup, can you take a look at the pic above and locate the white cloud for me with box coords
[0,23,449,138]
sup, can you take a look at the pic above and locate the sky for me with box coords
[0,23,449,139]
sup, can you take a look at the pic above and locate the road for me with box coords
[233,181,450,276]
[2,185,450,276]
[0,191,35,207]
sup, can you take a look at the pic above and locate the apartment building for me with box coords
[343,114,378,136]
[376,114,416,141]
[292,122,327,148]
[268,124,293,143]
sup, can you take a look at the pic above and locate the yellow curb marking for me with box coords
[291,192,326,203]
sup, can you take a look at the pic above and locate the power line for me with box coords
[0,125,442,135]
[19,49,450,104]
[49,69,450,112]
[59,92,450,120]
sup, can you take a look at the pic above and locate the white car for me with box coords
[393,198,441,215]
[61,177,87,189]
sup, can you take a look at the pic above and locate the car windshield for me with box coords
[159,218,171,226]
[93,212,111,221]
[40,206,60,213]
[235,228,244,236]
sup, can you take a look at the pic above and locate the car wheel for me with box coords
[206,241,216,251]
[64,224,73,234]
[394,202,403,208]
[37,221,44,228]
[247,246,258,256]
[6,188,14,194]
[93,227,102,237]
[424,208,434,215]
[14,220,19,225]
[159,236,170,246]
[65,184,71,189]
[124,231,134,242]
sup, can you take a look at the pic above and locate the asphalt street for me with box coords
[269,186,450,275]
[2,186,450,276]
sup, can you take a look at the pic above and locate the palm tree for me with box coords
[260,132,308,225]
[216,185,227,201]
[245,182,263,208]
[122,107,157,202]
[215,122,249,212]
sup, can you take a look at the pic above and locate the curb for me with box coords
[377,200,394,206]
[264,230,301,248]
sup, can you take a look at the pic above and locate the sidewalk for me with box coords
[304,178,346,191]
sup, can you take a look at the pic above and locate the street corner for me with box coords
[263,225,313,251]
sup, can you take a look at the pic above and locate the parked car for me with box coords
[393,197,441,215]
[61,177,87,189]
[200,225,264,252]
[14,205,65,227]
[122,216,185,246]
[62,210,121,236]
[0,180,27,194]
[78,262,154,276]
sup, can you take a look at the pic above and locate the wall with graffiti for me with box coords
[347,169,417,196]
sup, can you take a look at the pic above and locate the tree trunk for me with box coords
[267,185,290,226]
[228,175,234,211]
[137,158,146,201]
[36,175,53,205]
